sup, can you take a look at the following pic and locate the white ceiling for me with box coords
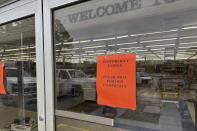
[0,16,35,62]
[0,16,35,47]
[54,3,197,62]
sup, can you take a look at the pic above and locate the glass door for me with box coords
[0,0,46,131]
[44,0,197,131]
[0,16,38,130]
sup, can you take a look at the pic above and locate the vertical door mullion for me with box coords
[35,0,47,130]
[43,0,55,130]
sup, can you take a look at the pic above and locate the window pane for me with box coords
[54,0,197,130]
[0,16,37,130]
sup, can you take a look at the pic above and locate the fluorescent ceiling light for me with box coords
[178,52,194,54]
[178,47,189,49]
[146,44,175,47]
[156,50,174,52]
[71,56,82,58]
[182,26,197,30]
[131,29,177,37]
[86,51,94,53]
[180,36,197,39]
[143,52,154,54]
[20,56,31,58]
[21,46,35,50]
[141,38,177,43]
[96,50,106,52]
[164,53,175,55]
[61,52,74,55]
[180,42,197,45]
[5,48,19,51]
[4,46,35,51]
[73,55,79,57]
[64,41,79,45]
[108,44,115,47]
[116,35,129,39]
[83,56,93,57]
[93,37,115,42]
[179,46,197,48]
[85,52,105,56]
[56,43,61,46]
[96,53,105,55]
[116,42,137,46]
[151,48,163,51]
[85,53,95,56]
[119,48,131,50]
[132,47,141,49]
[62,49,72,51]
[83,45,105,49]
[5,53,30,56]
[61,55,73,57]
[73,48,80,50]
[80,40,91,43]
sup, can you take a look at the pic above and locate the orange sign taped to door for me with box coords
[96,53,136,110]
[0,62,6,94]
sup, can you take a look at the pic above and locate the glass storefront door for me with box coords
[0,16,38,130]
[51,0,197,131]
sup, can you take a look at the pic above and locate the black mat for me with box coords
[119,101,160,124]
[67,101,99,114]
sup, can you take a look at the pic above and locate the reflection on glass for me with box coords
[6,68,31,77]
[0,17,37,130]
[54,0,197,131]
[69,70,87,78]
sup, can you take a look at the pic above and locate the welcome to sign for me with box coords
[67,0,179,24]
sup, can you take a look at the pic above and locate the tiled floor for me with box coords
[0,104,37,131]
[0,86,196,131]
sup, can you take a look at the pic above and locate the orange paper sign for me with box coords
[0,62,6,94]
[96,53,136,110]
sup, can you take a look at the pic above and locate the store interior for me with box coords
[0,0,197,131]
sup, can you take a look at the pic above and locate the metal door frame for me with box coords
[42,0,115,131]
[0,0,46,130]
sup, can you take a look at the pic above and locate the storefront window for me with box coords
[53,0,197,130]
[0,16,37,130]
